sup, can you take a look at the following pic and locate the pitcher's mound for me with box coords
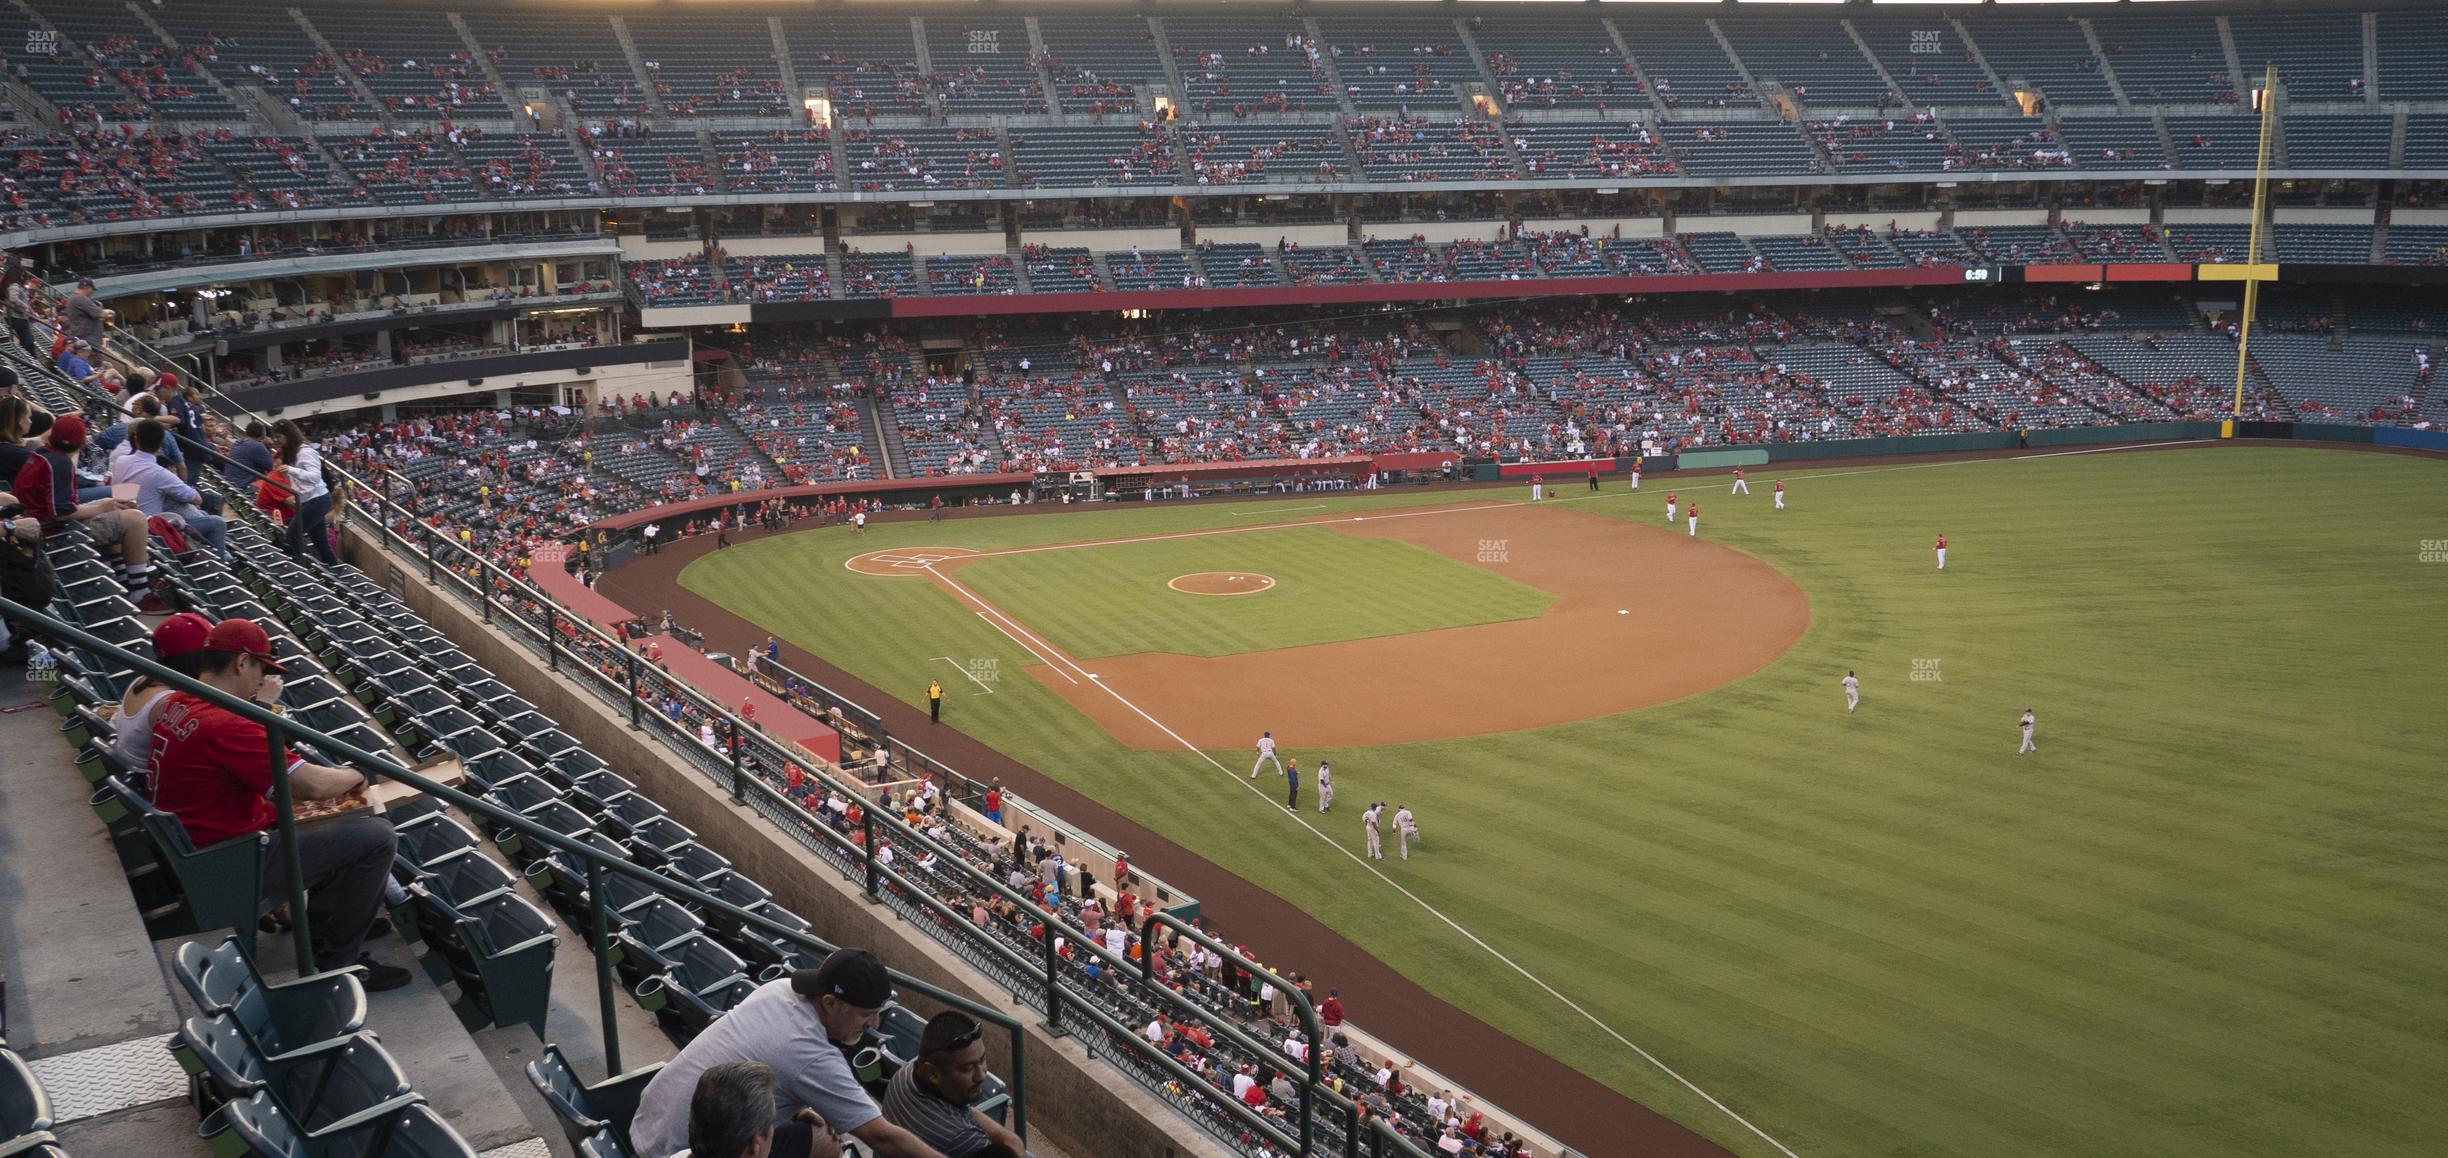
[1169,572,1276,596]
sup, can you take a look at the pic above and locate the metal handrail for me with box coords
[5,593,1029,1142]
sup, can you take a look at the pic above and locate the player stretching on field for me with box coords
[1731,467,1750,496]
[1250,730,1282,779]
[2018,709,2037,754]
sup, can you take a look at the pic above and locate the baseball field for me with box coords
[674,444,2448,1157]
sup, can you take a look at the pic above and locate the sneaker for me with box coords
[352,956,415,993]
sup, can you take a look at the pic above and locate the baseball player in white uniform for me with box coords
[1530,477,1544,502]
[1687,504,1700,538]
[1250,730,1282,779]
[1843,670,1859,713]
[1628,458,1641,490]
[1362,803,1384,860]
[1393,805,1419,860]
[1665,491,1677,524]
[1774,479,1786,510]
[1731,468,1750,495]
[1316,760,1333,813]
[2018,709,2037,754]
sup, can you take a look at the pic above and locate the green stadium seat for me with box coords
[174,1013,416,1132]
[217,1091,477,1158]
[0,1047,57,1155]
[522,1043,662,1158]
[173,936,369,1060]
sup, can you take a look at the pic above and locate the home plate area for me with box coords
[845,547,978,575]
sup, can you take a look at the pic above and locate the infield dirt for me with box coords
[910,500,1811,749]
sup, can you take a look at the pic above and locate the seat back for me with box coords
[218,1091,309,1158]
[177,1013,270,1102]
[522,1045,604,1150]
[171,936,256,1016]
[0,1047,54,1138]
[378,1103,480,1157]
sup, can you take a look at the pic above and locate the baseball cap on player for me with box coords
[791,947,892,1009]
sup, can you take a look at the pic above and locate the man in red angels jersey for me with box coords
[1774,479,1786,510]
[1934,533,1948,570]
[1687,503,1700,538]
[1628,456,1641,491]
[1665,490,1678,523]
[1730,467,1750,496]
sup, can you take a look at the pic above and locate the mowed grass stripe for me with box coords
[949,525,1554,659]
[681,449,2448,1157]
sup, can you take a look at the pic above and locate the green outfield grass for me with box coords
[679,448,2448,1158]
[949,525,1553,658]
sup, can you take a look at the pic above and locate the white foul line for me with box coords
[971,612,1077,683]
[921,561,1806,1158]
[934,655,996,695]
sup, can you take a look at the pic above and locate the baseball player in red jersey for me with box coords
[1731,467,1750,496]
[1666,491,1678,523]
[1774,479,1786,510]
[1629,456,1642,491]
[1687,503,1700,538]
[1935,533,1948,570]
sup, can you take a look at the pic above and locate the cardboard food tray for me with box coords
[295,754,469,823]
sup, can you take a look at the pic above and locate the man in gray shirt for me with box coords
[61,278,109,351]
[630,948,945,1158]
[879,1013,1026,1158]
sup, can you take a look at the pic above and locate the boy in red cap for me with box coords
[113,612,217,789]
[151,618,411,990]
[10,413,156,596]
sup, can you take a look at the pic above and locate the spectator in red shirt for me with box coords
[11,414,155,595]
[982,781,1002,825]
[1319,987,1345,1029]
[149,618,411,990]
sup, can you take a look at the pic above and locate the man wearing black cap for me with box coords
[631,948,946,1158]
[879,1011,1027,1158]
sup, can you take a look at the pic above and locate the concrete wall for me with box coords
[1192,223,1348,248]
[1520,216,1663,238]
[2164,208,2255,225]
[722,235,829,257]
[345,525,1232,1158]
[1357,219,1508,245]
[1953,208,2051,229]
[2271,207,2376,226]
[2060,208,2151,226]
[1682,213,1814,237]
[1016,227,1182,253]
[1826,210,1943,233]
[617,236,705,261]
[851,231,1008,257]
[2395,209,2448,227]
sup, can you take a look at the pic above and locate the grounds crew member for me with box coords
[927,679,944,724]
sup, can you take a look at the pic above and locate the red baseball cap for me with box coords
[45,412,85,451]
[150,613,214,660]
[203,618,287,673]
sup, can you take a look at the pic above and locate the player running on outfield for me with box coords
[1250,730,1282,779]
[1843,670,1860,713]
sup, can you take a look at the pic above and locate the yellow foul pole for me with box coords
[2233,64,2279,420]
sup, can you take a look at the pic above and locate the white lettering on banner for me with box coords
[1909,31,1943,55]
[968,30,1000,55]
[24,29,57,56]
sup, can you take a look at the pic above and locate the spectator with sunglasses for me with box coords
[879,1012,1027,1158]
